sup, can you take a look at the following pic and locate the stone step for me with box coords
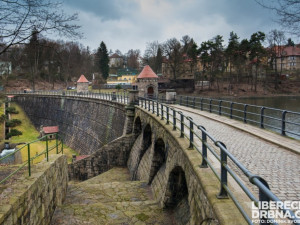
[51,167,175,224]
[76,167,131,185]
[65,180,152,204]
[51,200,174,225]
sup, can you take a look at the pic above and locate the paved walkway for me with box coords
[171,105,300,202]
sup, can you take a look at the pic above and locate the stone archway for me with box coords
[149,138,166,184]
[141,124,152,159]
[165,166,189,208]
[164,166,190,223]
[133,117,142,136]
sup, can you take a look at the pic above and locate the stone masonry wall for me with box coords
[129,108,247,225]
[68,134,136,180]
[14,95,126,155]
[0,155,68,225]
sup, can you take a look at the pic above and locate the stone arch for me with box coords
[141,124,152,159]
[133,117,142,136]
[164,166,189,208]
[149,138,166,184]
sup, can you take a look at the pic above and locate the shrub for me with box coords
[6,119,22,127]
[115,84,122,91]
[6,107,19,114]
[6,129,22,138]
[0,114,6,123]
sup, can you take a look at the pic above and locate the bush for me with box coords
[115,84,122,91]
[6,119,22,127]
[0,114,6,123]
[6,106,19,114]
[6,129,22,139]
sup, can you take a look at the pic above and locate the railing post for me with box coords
[260,107,265,128]
[187,117,194,149]
[148,99,150,111]
[56,133,59,154]
[217,142,228,199]
[46,135,49,162]
[61,138,64,154]
[179,112,184,138]
[186,96,189,107]
[180,96,182,105]
[230,102,234,119]
[209,99,212,112]
[161,104,164,120]
[27,144,31,176]
[173,109,176,130]
[193,97,196,109]
[219,100,222,115]
[282,110,287,135]
[152,100,155,114]
[200,98,203,111]
[199,126,208,168]
[156,101,159,117]
[244,104,248,123]
[166,106,169,124]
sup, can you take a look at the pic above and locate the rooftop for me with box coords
[77,75,89,83]
[43,126,59,134]
[137,65,158,79]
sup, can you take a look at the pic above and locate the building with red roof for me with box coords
[40,126,59,140]
[275,45,300,71]
[77,74,89,93]
[137,65,158,98]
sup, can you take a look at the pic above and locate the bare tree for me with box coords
[0,0,81,55]
[255,0,300,35]
[267,29,286,89]
[162,38,183,80]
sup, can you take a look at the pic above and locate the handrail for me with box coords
[175,95,300,139]
[0,133,63,184]
[138,97,300,225]
[6,91,300,224]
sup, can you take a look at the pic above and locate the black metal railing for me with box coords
[7,90,129,104]
[177,95,300,139]
[138,97,300,225]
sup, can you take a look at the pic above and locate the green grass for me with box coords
[9,102,78,164]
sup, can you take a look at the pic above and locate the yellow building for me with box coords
[106,74,137,85]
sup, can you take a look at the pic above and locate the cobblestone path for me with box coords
[51,167,174,225]
[172,105,300,202]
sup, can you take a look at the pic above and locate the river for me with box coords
[225,95,300,139]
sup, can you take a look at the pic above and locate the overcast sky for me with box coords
[62,0,280,54]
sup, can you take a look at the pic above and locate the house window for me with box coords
[289,56,295,61]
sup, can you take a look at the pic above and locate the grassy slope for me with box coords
[9,103,78,163]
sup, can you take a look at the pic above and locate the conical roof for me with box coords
[137,65,158,79]
[77,74,89,83]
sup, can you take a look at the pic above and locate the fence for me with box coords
[177,95,300,139]
[139,97,300,225]
[0,133,63,185]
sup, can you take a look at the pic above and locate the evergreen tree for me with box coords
[96,41,109,79]
[155,47,163,74]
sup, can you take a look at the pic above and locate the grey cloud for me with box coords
[63,0,138,21]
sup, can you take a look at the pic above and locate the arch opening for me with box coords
[165,166,189,208]
[149,138,166,184]
[141,124,152,159]
[133,117,142,136]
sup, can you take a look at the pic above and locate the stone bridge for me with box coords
[11,92,300,224]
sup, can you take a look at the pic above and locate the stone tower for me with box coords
[77,74,89,93]
[137,65,158,98]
